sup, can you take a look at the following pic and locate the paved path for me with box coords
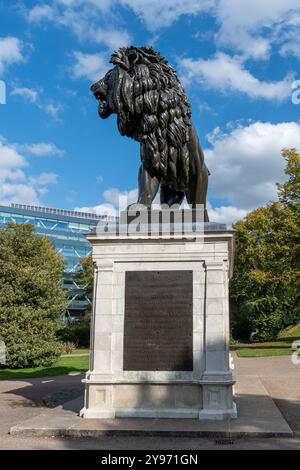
[0,355,299,449]
[0,374,84,449]
[232,353,300,436]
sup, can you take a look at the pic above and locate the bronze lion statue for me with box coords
[91,46,209,220]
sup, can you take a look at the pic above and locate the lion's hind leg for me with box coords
[186,163,209,221]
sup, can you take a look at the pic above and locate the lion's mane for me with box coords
[110,47,192,191]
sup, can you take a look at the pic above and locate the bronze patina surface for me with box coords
[91,46,209,220]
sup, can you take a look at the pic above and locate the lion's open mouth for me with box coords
[97,97,112,119]
[93,90,109,114]
[98,97,108,108]
[98,97,109,113]
[94,91,106,102]
[91,80,112,119]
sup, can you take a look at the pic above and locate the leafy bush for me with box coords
[0,223,67,368]
[71,325,90,347]
[246,298,283,342]
[57,324,90,348]
[57,326,78,344]
[230,303,252,341]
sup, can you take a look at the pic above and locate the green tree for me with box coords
[0,223,67,368]
[276,148,300,204]
[230,149,300,341]
[74,254,93,304]
[57,255,93,347]
[74,254,93,324]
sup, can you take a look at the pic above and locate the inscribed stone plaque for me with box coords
[124,270,193,371]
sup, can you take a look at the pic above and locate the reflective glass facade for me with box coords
[0,203,117,321]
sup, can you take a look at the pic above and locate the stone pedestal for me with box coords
[80,221,237,420]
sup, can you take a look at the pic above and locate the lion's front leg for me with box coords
[136,164,160,208]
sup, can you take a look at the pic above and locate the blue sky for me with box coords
[0,0,300,224]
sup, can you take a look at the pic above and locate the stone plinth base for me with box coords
[81,220,237,421]
[80,382,204,419]
[80,381,237,420]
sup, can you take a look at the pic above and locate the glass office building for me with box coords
[0,203,117,322]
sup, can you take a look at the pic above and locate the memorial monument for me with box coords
[80,47,237,420]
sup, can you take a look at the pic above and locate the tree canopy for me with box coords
[277,148,300,204]
[74,254,93,302]
[230,149,300,341]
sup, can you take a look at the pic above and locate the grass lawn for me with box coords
[235,323,300,358]
[74,348,90,354]
[278,322,300,339]
[62,348,90,356]
[0,355,89,380]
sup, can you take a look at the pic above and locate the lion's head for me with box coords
[91,46,192,190]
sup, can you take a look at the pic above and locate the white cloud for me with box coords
[11,87,38,103]
[21,143,64,157]
[73,51,107,81]
[205,121,300,212]
[29,0,197,34]
[0,184,41,206]
[59,10,132,49]
[75,187,138,216]
[214,0,300,60]
[26,2,131,51]
[30,172,59,186]
[10,85,62,120]
[280,40,300,60]
[277,12,300,60]
[74,203,118,217]
[0,138,27,184]
[24,1,300,62]
[119,0,214,31]
[0,37,24,75]
[44,103,63,120]
[207,202,248,226]
[178,53,292,101]
[57,0,112,11]
[121,0,300,60]
[90,27,132,50]
[120,0,300,62]
[27,4,55,23]
[103,188,138,209]
[0,136,59,206]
